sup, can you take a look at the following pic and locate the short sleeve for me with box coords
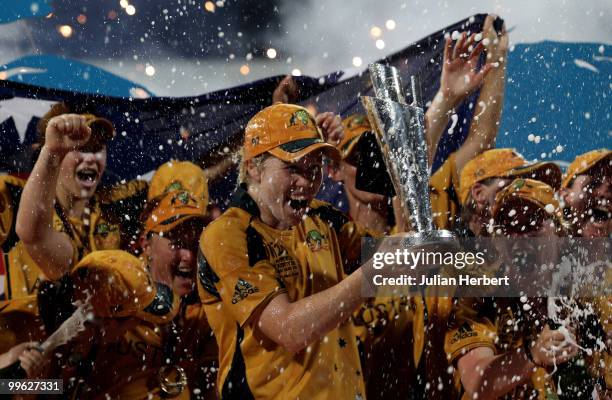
[198,213,286,327]
[445,297,497,363]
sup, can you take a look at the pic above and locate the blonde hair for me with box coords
[237,149,270,187]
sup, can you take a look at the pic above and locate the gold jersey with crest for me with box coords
[198,185,368,400]
[0,175,148,300]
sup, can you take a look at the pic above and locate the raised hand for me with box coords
[272,75,299,104]
[315,112,343,146]
[438,31,493,109]
[44,113,92,155]
[481,15,509,66]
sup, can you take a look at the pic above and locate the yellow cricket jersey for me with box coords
[198,184,368,400]
[0,175,148,300]
[82,318,214,400]
[66,250,216,400]
[430,152,461,231]
[445,297,552,400]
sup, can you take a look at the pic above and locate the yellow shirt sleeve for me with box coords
[199,212,287,327]
[445,297,497,363]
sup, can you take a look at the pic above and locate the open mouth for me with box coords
[75,168,99,186]
[289,199,309,210]
[175,264,193,278]
[590,206,611,223]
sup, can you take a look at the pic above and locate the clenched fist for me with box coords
[44,113,92,155]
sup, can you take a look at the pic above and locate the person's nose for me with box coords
[80,151,97,164]
[177,247,196,264]
[292,171,311,191]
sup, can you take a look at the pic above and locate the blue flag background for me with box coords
[1,14,609,208]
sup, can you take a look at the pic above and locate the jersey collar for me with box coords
[230,183,261,218]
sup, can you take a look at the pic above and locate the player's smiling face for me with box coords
[145,220,201,297]
[58,144,107,200]
[252,151,323,230]
[561,162,612,237]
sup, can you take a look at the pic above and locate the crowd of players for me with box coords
[0,15,609,400]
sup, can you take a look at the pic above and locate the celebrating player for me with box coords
[197,103,393,399]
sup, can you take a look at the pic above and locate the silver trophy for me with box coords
[361,63,455,245]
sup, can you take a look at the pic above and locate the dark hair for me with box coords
[36,102,105,145]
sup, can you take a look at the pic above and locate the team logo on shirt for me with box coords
[450,322,477,344]
[231,278,259,304]
[263,241,300,278]
[306,230,329,252]
[93,221,121,250]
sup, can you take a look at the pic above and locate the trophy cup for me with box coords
[361,63,456,246]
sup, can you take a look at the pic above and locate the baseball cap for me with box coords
[337,114,372,159]
[561,149,611,188]
[148,160,209,205]
[492,178,563,228]
[36,102,115,146]
[143,190,207,236]
[243,103,340,162]
[459,148,562,205]
[71,250,179,324]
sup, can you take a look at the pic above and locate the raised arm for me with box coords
[16,114,91,280]
[425,29,493,164]
[454,15,509,173]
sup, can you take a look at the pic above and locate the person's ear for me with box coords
[245,159,262,184]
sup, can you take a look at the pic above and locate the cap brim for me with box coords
[493,196,562,225]
[147,212,207,235]
[503,162,562,190]
[339,134,365,159]
[561,151,612,188]
[268,141,340,162]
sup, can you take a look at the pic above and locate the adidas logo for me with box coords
[231,279,259,304]
[451,322,477,343]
